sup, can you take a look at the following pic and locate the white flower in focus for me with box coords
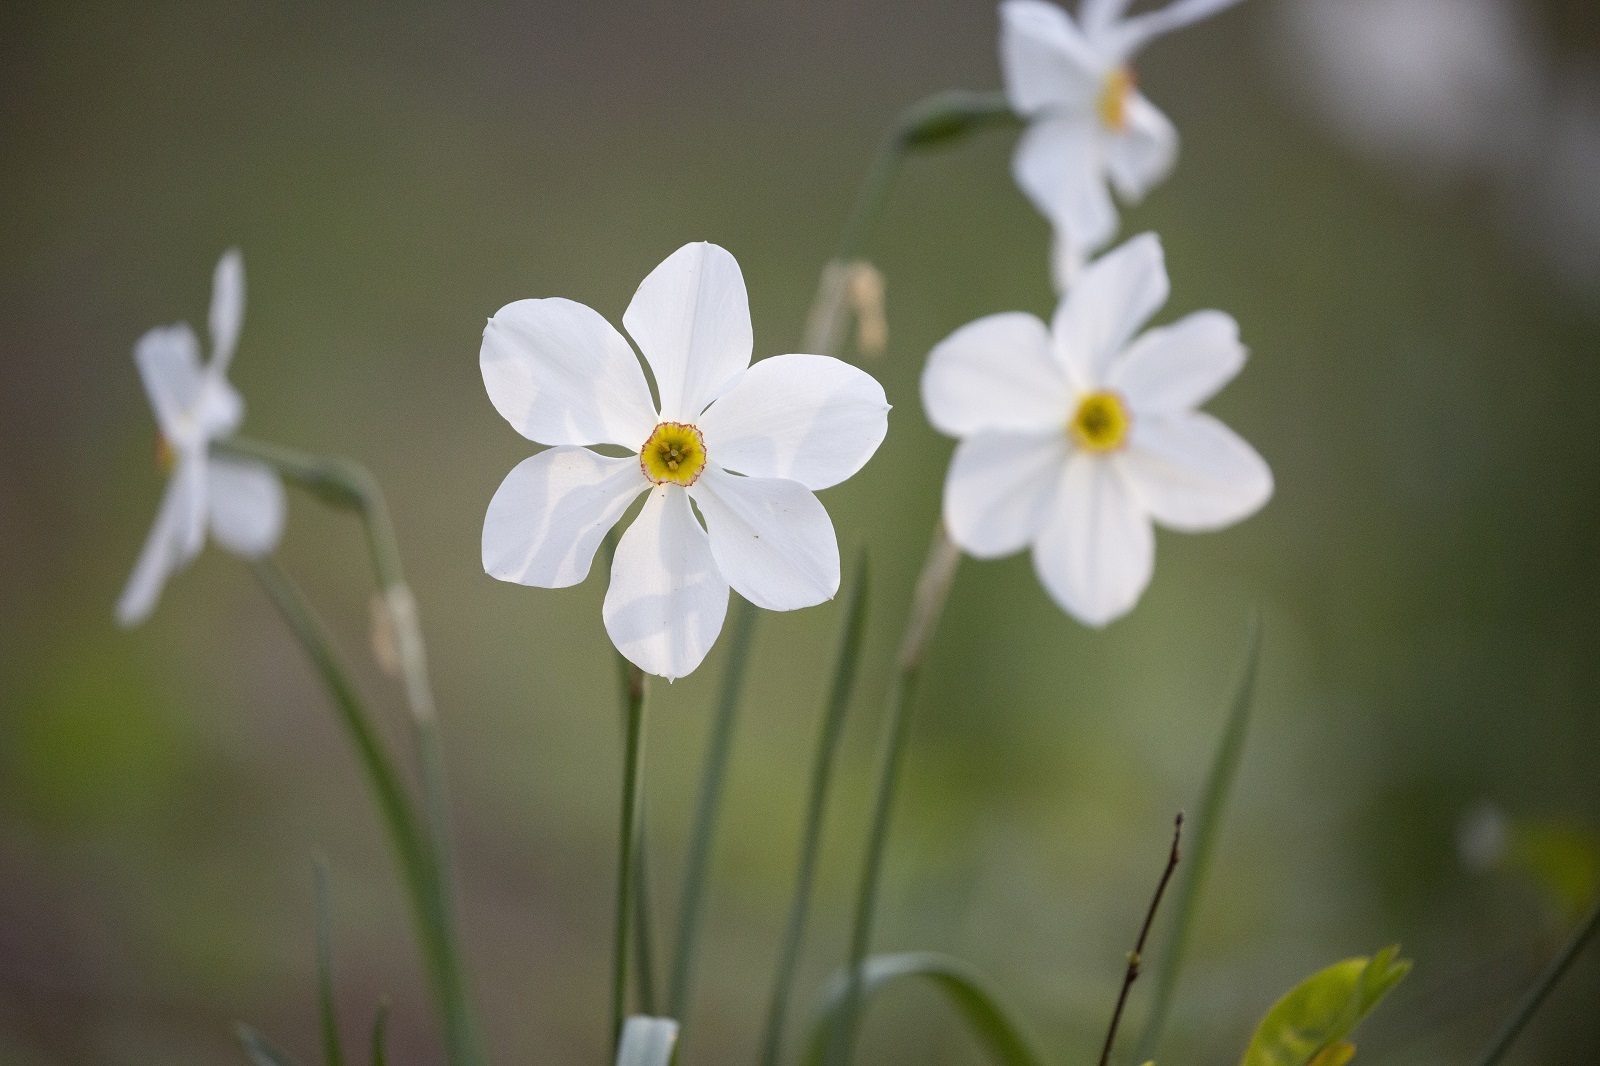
[480,242,890,680]
[921,233,1271,626]
[117,249,286,626]
[1000,0,1244,281]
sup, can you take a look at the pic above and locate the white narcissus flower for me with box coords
[117,249,287,626]
[1000,0,1244,280]
[921,233,1271,626]
[480,242,890,680]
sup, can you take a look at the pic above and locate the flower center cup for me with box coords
[1069,391,1132,453]
[639,421,708,486]
[1097,66,1135,133]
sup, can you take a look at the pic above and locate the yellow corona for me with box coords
[1070,391,1132,452]
[639,421,708,486]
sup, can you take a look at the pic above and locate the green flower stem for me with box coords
[614,665,651,1057]
[826,523,962,1066]
[250,556,481,1066]
[668,594,759,1027]
[1472,892,1600,1066]
[758,553,871,1066]
[603,530,661,1018]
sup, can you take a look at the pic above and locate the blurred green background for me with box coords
[3,1,1599,1063]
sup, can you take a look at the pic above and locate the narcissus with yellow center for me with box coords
[921,233,1272,627]
[1000,0,1246,281]
[640,421,707,486]
[480,242,890,680]
[117,248,285,627]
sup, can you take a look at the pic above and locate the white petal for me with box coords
[207,456,286,557]
[999,0,1105,115]
[115,458,204,626]
[1080,0,1133,39]
[1119,411,1272,531]
[481,298,659,449]
[943,431,1068,558]
[1032,452,1153,626]
[1013,116,1119,255]
[603,486,730,680]
[483,447,648,588]
[622,242,752,422]
[1111,0,1246,57]
[690,466,839,612]
[921,313,1073,437]
[1105,93,1178,201]
[209,248,245,372]
[697,354,888,490]
[134,324,205,440]
[1051,231,1168,389]
[1109,310,1244,413]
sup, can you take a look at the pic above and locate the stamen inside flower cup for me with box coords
[1069,390,1132,452]
[639,421,708,486]
[1097,66,1135,133]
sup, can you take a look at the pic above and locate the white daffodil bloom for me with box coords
[481,242,890,680]
[921,233,1271,626]
[1000,0,1243,281]
[117,250,286,626]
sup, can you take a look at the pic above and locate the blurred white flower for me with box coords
[1000,0,1243,283]
[480,242,889,680]
[1276,0,1540,182]
[1457,802,1509,874]
[117,250,285,627]
[922,233,1270,626]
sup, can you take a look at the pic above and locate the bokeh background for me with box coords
[3,0,1599,1063]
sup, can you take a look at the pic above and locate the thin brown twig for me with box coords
[1098,813,1185,1066]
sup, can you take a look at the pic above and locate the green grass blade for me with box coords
[801,953,1048,1066]
[1472,893,1600,1066]
[369,1000,390,1066]
[250,558,477,1066]
[1134,611,1262,1062]
[758,552,871,1066]
[616,1016,681,1066]
[313,861,347,1066]
[613,669,650,1057]
[668,594,759,1025]
[237,1024,302,1066]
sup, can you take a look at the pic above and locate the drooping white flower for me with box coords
[921,232,1271,626]
[480,242,890,680]
[1000,0,1244,282]
[117,249,286,626]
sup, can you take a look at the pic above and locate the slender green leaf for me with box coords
[237,1024,302,1066]
[759,552,871,1066]
[669,594,758,1024]
[616,1015,680,1066]
[1241,947,1411,1066]
[802,953,1048,1066]
[1472,892,1600,1066]
[1136,612,1262,1062]
[313,861,346,1066]
[369,1000,390,1066]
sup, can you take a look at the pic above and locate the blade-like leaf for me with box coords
[1136,612,1261,1062]
[616,1015,680,1066]
[314,861,347,1066]
[801,953,1048,1066]
[237,1024,302,1066]
[1241,947,1411,1066]
[370,1000,390,1066]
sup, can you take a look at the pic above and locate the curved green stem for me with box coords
[825,524,961,1066]
[251,557,481,1066]
[613,666,651,1057]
